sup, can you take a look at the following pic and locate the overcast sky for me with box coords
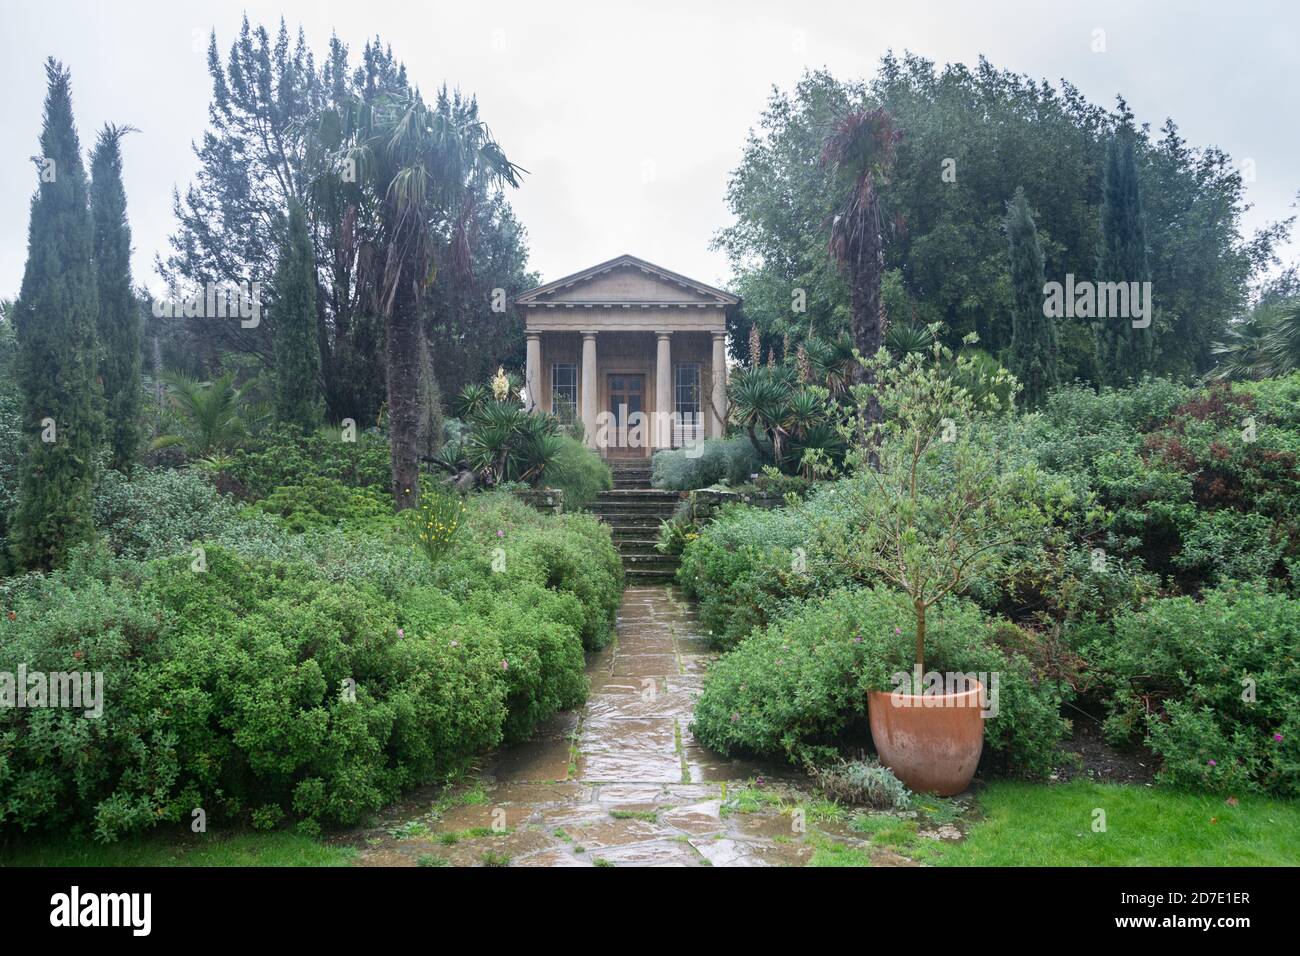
[1,0,1297,298]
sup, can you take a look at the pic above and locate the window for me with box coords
[673,363,701,444]
[551,362,577,421]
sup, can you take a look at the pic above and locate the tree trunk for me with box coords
[852,189,886,468]
[914,599,926,675]
[386,277,422,511]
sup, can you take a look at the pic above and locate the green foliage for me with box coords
[0,491,621,841]
[403,487,464,563]
[152,370,264,459]
[271,200,322,429]
[1070,584,1300,797]
[717,60,1277,382]
[726,366,845,477]
[452,387,563,486]
[651,436,763,490]
[90,125,142,472]
[93,467,243,560]
[164,23,535,425]
[1002,186,1057,405]
[0,317,21,570]
[691,586,1069,776]
[251,475,392,533]
[541,434,611,510]
[9,60,104,570]
[1095,132,1154,385]
[828,339,1066,670]
[809,759,912,810]
[224,425,391,499]
[678,489,852,647]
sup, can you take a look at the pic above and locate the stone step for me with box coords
[613,478,652,490]
[591,507,680,520]
[624,567,678,583]
[611,525,669,542]
[614,538,664,556]
[595,493,676,501]
[622,552,679,569]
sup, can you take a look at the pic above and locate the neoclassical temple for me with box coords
[515,255,737,458]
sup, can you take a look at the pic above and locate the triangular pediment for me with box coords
[515,255,738,308]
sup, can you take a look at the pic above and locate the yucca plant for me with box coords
[455,382,493,419]
[804,334,858,397]
[885,321,936,358]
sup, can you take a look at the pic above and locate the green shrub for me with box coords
[0,491,622,841]
[542,434,611,510]
[251,475,392,533]
[691,586,1069,777]
[1070,583,1300,796]
[651,436,762,490]
[809,759,912,810]
[92,467,244,560]
[225,424,391,500]
[403,487,465,564]
[676,478,866,647]
[1172,509,1285,586]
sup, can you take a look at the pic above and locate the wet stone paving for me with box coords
[344,586,918,867]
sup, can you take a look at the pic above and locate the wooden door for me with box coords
[606,373,645,457]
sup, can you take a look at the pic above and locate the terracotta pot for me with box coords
[867,679,985,796]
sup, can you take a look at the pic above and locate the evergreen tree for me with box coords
[1002,186,1057,404]
[271,199,322,428]
[91,124,142,471]
[1095,132,1154,384]
[10,60,103,570]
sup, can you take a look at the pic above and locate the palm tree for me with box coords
[820,108,901,421]
[310,81,524,510]
[151,370,265,458]
[1210,301,1300,380]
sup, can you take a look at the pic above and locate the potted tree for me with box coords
[832,332,1062,794]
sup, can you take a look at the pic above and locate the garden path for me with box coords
[345,586,913,867]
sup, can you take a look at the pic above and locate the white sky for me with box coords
[1,0,1297,298]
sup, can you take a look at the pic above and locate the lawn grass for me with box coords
[932,780,1300,867]
[0,830,356,867]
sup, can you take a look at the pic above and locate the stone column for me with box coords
[581,331,598,449]
[655,331,672,450]
[711,331,728,438]
[524,332,541,413]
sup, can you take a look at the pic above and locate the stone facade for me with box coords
[514,254,737,459]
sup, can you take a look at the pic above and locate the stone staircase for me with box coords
[591,459,682,584]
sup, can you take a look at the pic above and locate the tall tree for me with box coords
[10,60,103,570]
[821,107,901,426]
[271,199,322,428]
[319,79,523,509]
[1095,132,1154,384]
[163,22,534,427]
[1002,186,1057,404]
[90,124,142,472]
[718,58,1287,385]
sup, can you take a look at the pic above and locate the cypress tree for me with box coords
[10,60,104,570]
[1095,133,1154,384]
[1003,186,1057,405]
[271,199,322,429]
[91,124,142,472]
